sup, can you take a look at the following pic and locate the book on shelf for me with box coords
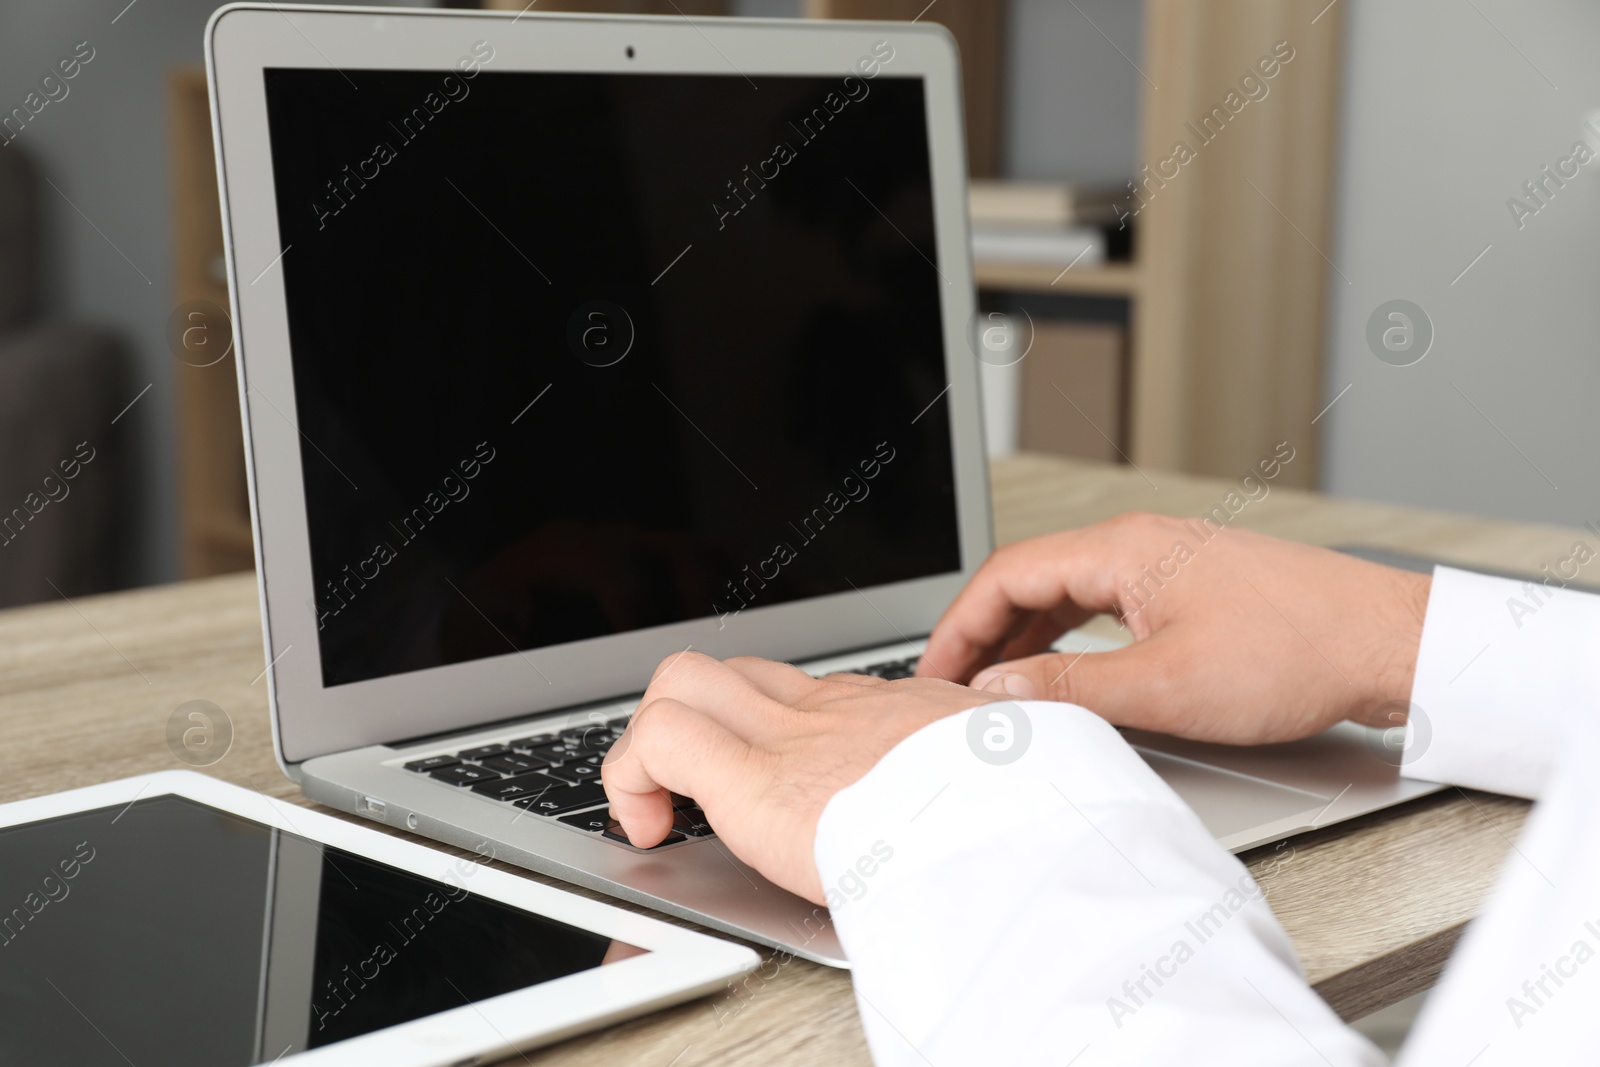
[970,226,1106,269]
[968,180,1127,228]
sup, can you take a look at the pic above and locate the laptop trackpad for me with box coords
[1136,748,1328,841]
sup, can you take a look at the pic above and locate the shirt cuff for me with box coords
[1405,565,1600,798]
[812,700,1203,966]
[813,701,1197,917]
[810,701,1379,1065]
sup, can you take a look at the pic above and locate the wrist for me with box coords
[1357,568,1432,726]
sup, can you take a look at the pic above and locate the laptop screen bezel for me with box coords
[207,4,992,767]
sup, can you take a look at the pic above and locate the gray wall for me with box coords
[731,0,1143,181]
[0,0,429,591]
[1002,0,1141,184]
[736,0,1146,184]
[730,0,804,15]
[1322,0,1600,529]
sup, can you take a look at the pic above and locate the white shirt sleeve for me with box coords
[1392,565,1600,1064]
[814,566,1600,1066]
[1395,717,1600,1065]
[1404,566,1600,797]
[814,702,1384,1066]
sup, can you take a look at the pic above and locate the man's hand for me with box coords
[601,652,996,903]
[916,513,1431,745]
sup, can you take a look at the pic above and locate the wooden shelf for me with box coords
[171,69,255,579]
[978,2,1343,492]
[973,260,1141,298]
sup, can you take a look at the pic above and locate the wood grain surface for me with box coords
[0,454,1569,1061]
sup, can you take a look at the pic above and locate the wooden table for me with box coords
[0,454,1564,1062]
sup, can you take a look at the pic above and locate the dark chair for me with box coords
[0,147,132,606]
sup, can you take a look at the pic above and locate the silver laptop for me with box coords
[207,3,1440,967]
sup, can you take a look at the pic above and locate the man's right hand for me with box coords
[915,513,1432,745]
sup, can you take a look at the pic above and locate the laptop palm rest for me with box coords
[1136,747,1328,842]
[1127,720,1446,854]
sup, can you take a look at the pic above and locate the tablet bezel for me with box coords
[204,3,990,768]
[0,770,758,1066]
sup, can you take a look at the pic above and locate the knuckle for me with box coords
[1105,511,1184,557]
[1043,652,1084,704]
[988,539,1020,564]
[643,649,712,701]
[972,547,1011,579]
[648,653,678,682]
[1110,510,1161,533]
[621,697,673,755]
[678,651,725,682]
[983,540,1024,574]
[650,649,709,683]
[609,700,668,771]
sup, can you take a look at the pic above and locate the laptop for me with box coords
[207,4,1441,967]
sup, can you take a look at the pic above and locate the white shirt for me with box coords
[813,567,1600,1065]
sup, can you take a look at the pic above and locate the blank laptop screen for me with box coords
[261,67,960,688]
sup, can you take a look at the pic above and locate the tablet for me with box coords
[0,771,757,1066]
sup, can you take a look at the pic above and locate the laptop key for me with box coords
[603,827,685,850]
[856,655,919,680]
[544,762,601,785]
[513,780,608,815]
[458,743,512,761]
[672,806,716,837]
[480,752,547,775]
[508,733,558,751]
[471,772,565,802]
[405,755,459,773]
[606,716,631,733]
[557,807,614,832]
[430,764,501,787]
[568,732,614,755]
[526,740,587,762]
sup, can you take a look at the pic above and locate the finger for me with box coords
[602,697,758,847]
[996,607,1080,665]
[720,655,896,713]
[920,608,1037,683]
[918,531,1123,684]
[968,643,1171,727]
[638,651,792,739]
[647,646,712,687]
[719,656,843,704]
[819,671,890,686]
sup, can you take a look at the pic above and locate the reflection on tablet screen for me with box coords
[0,795,646,1065]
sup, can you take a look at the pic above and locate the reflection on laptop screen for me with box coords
[261,67,960,688]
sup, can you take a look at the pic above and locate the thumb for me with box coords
[972,645,1167,727]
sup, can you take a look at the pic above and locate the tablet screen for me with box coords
[0,794,645,1065]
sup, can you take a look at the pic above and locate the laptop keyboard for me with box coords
[401,653,919,849]
[852,654,920,680]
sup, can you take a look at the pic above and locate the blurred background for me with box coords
[1,0,1596,617]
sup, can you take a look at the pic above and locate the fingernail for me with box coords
[983,672,1037,699]
[998,675,1036,700]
